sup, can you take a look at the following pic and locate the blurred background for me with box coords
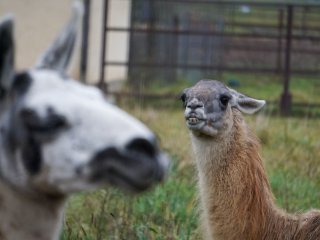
[1,0,320,239]
[99,0,320,117]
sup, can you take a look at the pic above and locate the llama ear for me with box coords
[35,1,83,73]
[229,88,266,114]
[0,16,15,90]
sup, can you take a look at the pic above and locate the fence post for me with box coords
[280,5,293,115]
[127,0,134,86]
[276,8,284,74]
[146,0,156,88]
[172,15,179,82]
[80,0,91,83]
[98,0,109,93]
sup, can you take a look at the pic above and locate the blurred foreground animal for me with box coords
[181,80,320,240]
[0,3,169,240]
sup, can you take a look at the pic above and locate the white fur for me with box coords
[0,69,155,194]
[0,2,168,238]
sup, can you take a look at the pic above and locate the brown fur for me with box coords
[191,109,320,240]
[0,229,5,240]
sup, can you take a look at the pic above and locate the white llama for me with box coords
[0,3,169,240]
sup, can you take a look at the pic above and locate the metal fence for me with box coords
[98,0,320,114]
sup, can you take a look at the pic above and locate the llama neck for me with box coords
[190,112,297,240]
[0,180,66,240]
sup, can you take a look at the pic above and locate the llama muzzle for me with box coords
[89,137,169,193]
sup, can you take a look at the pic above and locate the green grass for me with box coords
[62,61,320,239]
[270,170,320,212]
[133,73,320,103]
[62,103,320,239]
[62,162,200,240]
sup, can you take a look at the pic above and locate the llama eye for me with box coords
[180,93,187,108]
[20,108,68,136]
[219,95,230,107]
[180,93,186,103]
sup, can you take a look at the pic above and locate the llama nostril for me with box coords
[187,102,203,110]
[126,137,157,158]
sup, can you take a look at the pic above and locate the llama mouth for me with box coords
[186,116,206,128]
[89,147,167,193]
[185,116,219,136]
[188,117,200,124]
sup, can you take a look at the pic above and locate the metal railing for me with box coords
[99,0,320,114]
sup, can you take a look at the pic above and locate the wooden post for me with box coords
[280,5,293,115]
[80,0,91,83]
[276,8,284,74]
[98,0,109,93]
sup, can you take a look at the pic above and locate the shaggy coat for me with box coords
[191,109,320,240]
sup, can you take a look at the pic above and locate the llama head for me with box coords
[0,4,169,198]
[181,80,265,138]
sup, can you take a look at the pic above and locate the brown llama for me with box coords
[180,79,320,240]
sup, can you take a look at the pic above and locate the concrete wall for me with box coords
[88,0,131,85]
[0,0,131,85]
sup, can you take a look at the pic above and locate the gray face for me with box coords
[0,4,169,197]
[181,80,232,137]
[181,80,266,138]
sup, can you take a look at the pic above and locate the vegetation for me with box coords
[62,79,320,239]
[79,2,320,237]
